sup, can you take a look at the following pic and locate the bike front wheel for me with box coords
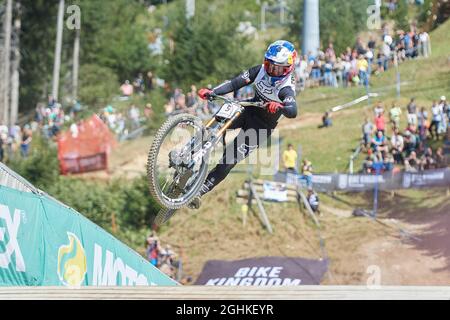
[147,114,209,209]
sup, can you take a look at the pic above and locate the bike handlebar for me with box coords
[209,93,265,108]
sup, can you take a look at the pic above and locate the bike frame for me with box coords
[172,95,264,193]
[189,95,264,165]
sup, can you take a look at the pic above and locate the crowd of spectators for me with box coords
[0,94,72,162]
[145,232,189,282]
[119,71,158,99]
[0,123,33,162]
[294,23,431,92]
[98,103,153,140]
[361,96,449,174]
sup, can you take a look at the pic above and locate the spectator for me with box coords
[368,35,376,56]
[372,150,385,173]
[437,96,448,135]
[10,123,21,145]
[297,55,309,91]
[283,144,298,174]
[180,276,193,285]
[389,103,402,128]
[133,73,145,95]
[319,112,332,128]
[70,100,82,119]
[115,113,126,136]
[70,122,79,138]
[417,106,429,140]
[443,96,450,124]
[371,130,388,153]
[362,118,375,149]
[307,188,320,215]
[381,37,392,71]
[20,127,32,158]
[406,97,418,126]
[323,59,335,87]
[419,30,431,58]
[390,127,405,164]
[357,54,369,87]
[404,151,419,172]
[34,104,44,124]
[129,105,141,130]
[355,37,367,56]
[363,149,376,173]
[301,159,313,187]
[164,100,175,116]
[120,80,134,97]
[374,101,385,117]
[430,100,442,140]
[334,57,345,88]
[383,153,395,171]
[325,42,336,61]
[47,95,56,109]
[435,147,446,168]
[146,233,161,267]
[146,71,154,91]
[342,56,352,87]
[144,103,154,119]
[403,130,418,156]
[375,112,386,134]
[420,147,436,170]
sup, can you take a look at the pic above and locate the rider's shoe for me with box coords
[187,196,202,210]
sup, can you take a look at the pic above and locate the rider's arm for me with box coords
[278,86,298,119]
[212,65,262,95]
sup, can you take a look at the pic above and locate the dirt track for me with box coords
[331,191,450,285]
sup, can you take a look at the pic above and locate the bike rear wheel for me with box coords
[154,206,183,226]
[147,114,209,209]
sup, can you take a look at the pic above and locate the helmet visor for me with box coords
[264,59,290,77]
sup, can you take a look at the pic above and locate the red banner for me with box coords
[57,114,117,174]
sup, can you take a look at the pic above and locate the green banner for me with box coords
[0,185,176,286]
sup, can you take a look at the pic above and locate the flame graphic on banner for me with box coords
[57,232,87,287]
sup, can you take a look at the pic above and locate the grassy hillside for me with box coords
[109,20,450,285]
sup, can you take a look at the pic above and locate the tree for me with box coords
[161,1,258,89]
[18,0,151,112]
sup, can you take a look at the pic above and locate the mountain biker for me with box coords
[189,40,299,209]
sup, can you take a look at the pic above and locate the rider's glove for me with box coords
[198,88,213,100]
[265,101,284,114]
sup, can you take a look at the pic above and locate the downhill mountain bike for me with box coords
[147,94,264,225]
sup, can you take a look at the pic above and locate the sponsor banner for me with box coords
[57,114,116,175]
[274,168,450,192]
[194,257,328,286]
[60,153,108,174]
[0,185,176,286]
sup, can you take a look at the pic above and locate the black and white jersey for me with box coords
[212,65,298,126]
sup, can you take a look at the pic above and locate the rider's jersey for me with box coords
[212,65,298,127]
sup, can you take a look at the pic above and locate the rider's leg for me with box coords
[199,121,274,197]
